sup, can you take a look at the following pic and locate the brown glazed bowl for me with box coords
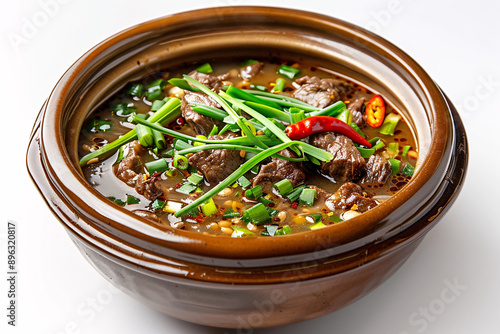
[27,7,467,329]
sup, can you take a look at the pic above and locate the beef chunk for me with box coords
[348,97,366,127]
[135,176,163,200]
[310,133,365,182]
[132,209,160,223]
[326,182,377,213]
[293,76,353,108]
[240,62,263,81]
[180,71,230,136]
[181,91,222,136]
[252,149,305,194]
[187,70,230,93]
[188,133,243,185]
[114,140,163,200]
[360,154,392,185]
[114,141,147,186]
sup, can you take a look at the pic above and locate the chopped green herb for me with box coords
[145,79,167,100]
[243,203,271,225]
[187,173,204,185]
[145,159,169,175]
[402,145,411,157]
[195,63,213,74]
[177,183,197,195]
[237,175,252,188]
[152,199,165,211]
[299,188,316,206]
[223,208,241,218]
[151,99,166,112]
[173,155,189,170]
[258,196,276,205]
[379,113,401,136]
[388,158,401,175]
[244,186,263,199]
[126,195,140,205]
[271,78,286,93]
[261,224,279,237]
[276,225,292,235]
[230,225,255,237]
[274,179,293,196]
[310,221,326,230]
[113,103,137,117]
[201,198,217,216]
[107,196,126,206]
[277,64,300,79]
[402,163,415,177]
[126,83,143,97]
[329,215,343,223]
[286,185,306,203]
[85,119,113,133]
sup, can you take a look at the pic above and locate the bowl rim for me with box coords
[32,6,456,264]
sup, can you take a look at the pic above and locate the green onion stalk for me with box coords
[79,98,181,166]
[175,140,331,217]
[183,75,268,150]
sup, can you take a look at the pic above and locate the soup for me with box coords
[78,58,417,237]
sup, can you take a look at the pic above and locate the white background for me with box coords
[1,0,499,333]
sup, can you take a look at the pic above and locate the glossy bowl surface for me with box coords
[27,6,467,328]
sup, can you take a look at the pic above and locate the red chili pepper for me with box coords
[365,95,386,128]
[285,116,372,147]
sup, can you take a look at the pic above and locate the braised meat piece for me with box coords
[310,133,365,182]
[293,76,353,108]
[181,91,222,136]
[348,97,366,128]
[135,176,163,200]
[114,141,147,186]
[252,149,305,194]
[180,71,230,136]
[326,182,378,213]
[188,133,243,185]
[240,62,263,81]
[114,140,163,200]
[187,70,230,93]
[360,154,392,185]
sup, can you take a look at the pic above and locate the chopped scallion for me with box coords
[145,79,167,100]
[201,198,217,216]
[310,221,326,230]
[173,155,189,170]
[152,199,165,211]
[177,183,197,195]
[286,185,306,203]
[274,179,293,195]
[402,163,415,177]
[277,64,300,79]
[195,63,213,74]
[402,145,411,157]
[243,203,271,225]
[244,185,263,199]
[271,78,286,93]
[145,159,169,175]
[388,158,401,175]
[187,173,204,185]
[275,225,292,235]
[299,188,316,206]
[126,83,143,97]
[379,113,401,136]
[237,175,252,188]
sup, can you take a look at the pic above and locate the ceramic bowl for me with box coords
[27,6,468,328]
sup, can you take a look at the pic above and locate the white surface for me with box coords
[1,0,498,333]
